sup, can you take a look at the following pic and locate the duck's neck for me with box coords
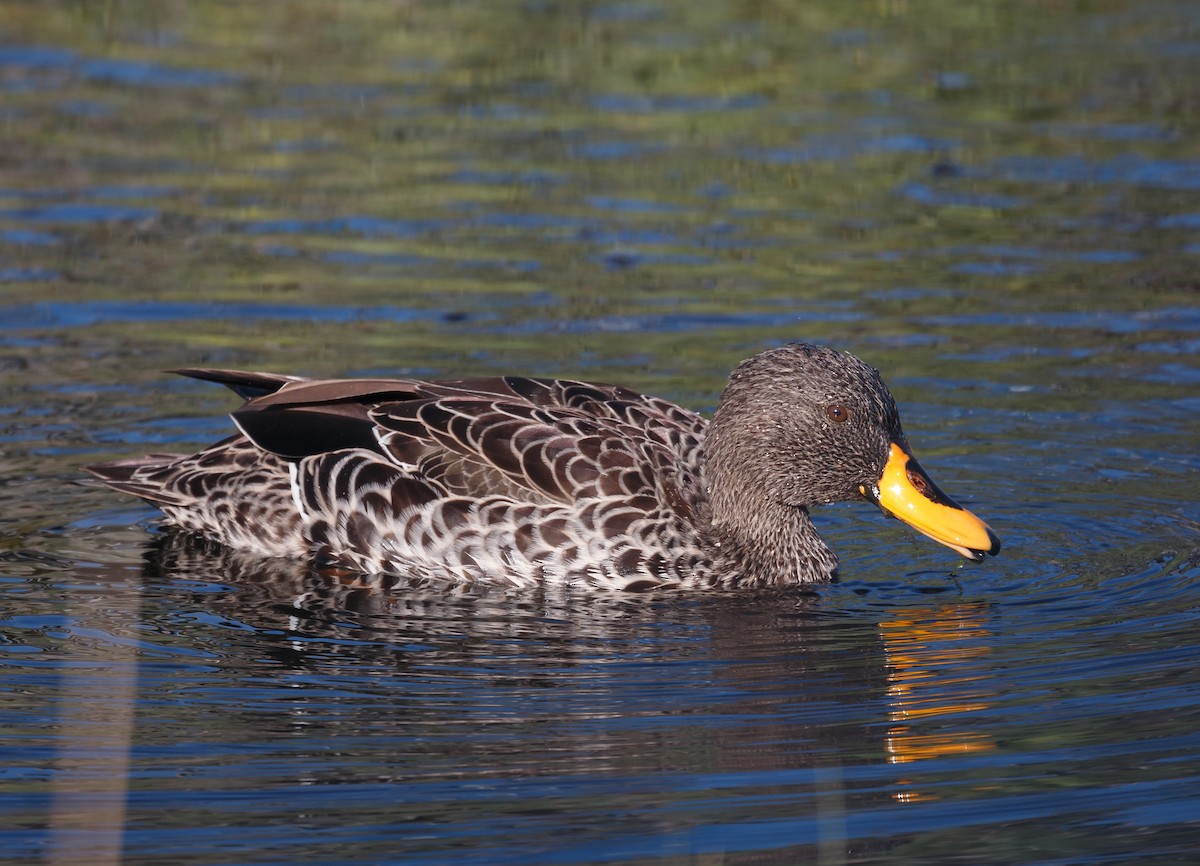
[702,495,839,586]
[701,388,840,585]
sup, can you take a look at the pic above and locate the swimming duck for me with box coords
[86,343,1000,590]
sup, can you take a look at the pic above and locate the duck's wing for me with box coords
[216,372,706,520]
[377,375,708,488]
[373,376,707,515]
[372,396,679,508]
[175,369,707,462]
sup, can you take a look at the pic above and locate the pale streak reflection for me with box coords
[48,573,140,866]
[879,603,996,803]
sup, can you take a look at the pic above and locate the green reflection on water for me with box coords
[3,0,1198,333]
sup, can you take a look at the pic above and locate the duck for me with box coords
[85,343,1000,590]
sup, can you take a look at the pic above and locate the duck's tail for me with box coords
[81,453,192,507]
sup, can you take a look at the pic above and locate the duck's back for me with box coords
[86,371,715,589]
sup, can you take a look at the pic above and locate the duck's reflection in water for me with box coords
[52,532,999,862]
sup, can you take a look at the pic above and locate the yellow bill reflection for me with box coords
[879,603,997,802]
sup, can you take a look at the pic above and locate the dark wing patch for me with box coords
[228,378,435,460]
[232,403,381,460]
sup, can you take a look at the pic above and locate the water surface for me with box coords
[1,2,1199,864]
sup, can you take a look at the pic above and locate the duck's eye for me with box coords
[826,403,850,423]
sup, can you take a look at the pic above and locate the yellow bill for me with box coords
[861,443,1000,561]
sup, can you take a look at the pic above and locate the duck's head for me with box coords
[706,343,1000,564]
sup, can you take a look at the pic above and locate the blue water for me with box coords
[2,1,1200,864]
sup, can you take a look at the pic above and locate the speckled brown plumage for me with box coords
[85,343,995,589]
